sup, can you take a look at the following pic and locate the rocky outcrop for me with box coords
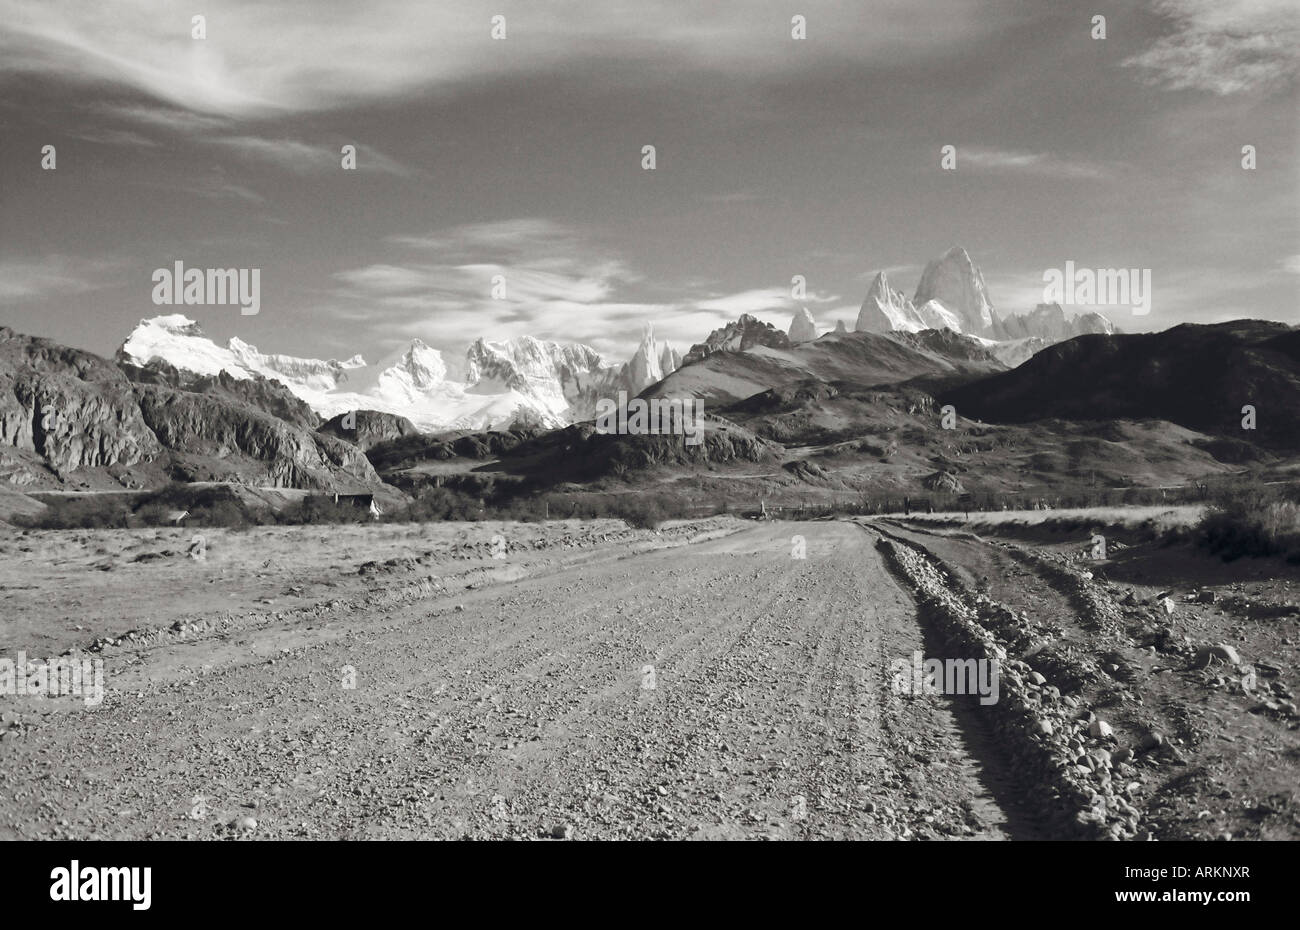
[2,324,387,491]
[133,384,381,489]
[684,314,791,366]
[318,410,420,451]
[0,327,162,481]
[923,470,965,493]
[120,359,321,430]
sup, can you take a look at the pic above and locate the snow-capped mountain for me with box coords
[856,271,966,334]
[118,315,677,433]
[618,324,672,396]
[120,314,367,391]
[995,302,1115,342]
[855,248,1114,364]
[913,247,998,336]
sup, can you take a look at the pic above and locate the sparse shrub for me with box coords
[278,497,369,525]
[188,500,255,528]
[14,496,132,530]
[1198,485,1300,561]
[611,496,667,530]
[394,487,485,522]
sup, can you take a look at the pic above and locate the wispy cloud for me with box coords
[958,147,1111,180]
[1124,0,1300,95]
[99,104,231,134]
[0,0,998,118]
[0,255,123,303]
[331,219,661,356]
[387,219,589,261]
[696,288,798,316]
[329,218,836,357]
[69,128,160,147]
[212,136,412,176]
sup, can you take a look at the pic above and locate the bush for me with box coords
[1198,485,1300,561]
[277,497,369,525]
[393,487,485,522]
[610,496,667,530]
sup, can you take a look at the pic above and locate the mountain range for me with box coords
[793,247,1116,367]
[115,247,1113,430]
[9,245,1288,509]
[118,315,681,433]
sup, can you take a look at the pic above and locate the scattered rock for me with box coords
[1192,644,1242,669]
[1136,731,1164,752]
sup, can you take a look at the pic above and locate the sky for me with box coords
[0,0,1297,370]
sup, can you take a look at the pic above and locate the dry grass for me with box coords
[891,504,1204,534]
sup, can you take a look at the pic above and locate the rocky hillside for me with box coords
[318,410,420,451]
[683,313,792,365]
[0,327,162,484]
[133,384,380,489]
[121,358,322,430]
[0,325,383,491]
[371,419,779,494]
[647,327,1004,406]
[943,321,1300,449]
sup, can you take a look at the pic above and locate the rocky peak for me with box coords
[994,303,1117,342]
[620,324,667,395]
[684,313,792,366]
[858,271,922,333]
[912,246,998,336]
[659,344,681,377]
[788,308,818,343]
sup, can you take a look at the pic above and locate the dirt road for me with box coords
[0,521,1033,840]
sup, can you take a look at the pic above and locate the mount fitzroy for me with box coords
[845,246,1115,366]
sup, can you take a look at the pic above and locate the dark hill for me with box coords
[942,321,1300,449]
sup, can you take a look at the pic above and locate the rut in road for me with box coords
[1,521,1041,840]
